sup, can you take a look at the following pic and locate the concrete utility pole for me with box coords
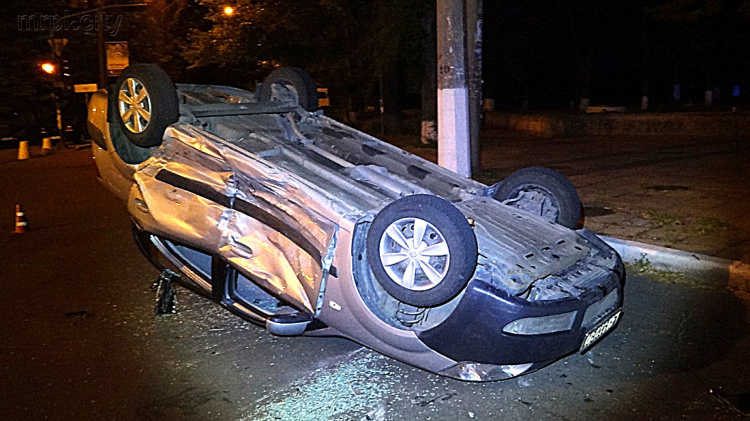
[437,0,471,178]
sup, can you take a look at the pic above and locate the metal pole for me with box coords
[55,95,63,142]
[437,0,471,178]
[98,0,107,88]
[466,0,483,173]
[420,10,437,145]
[379,70,385,135]
[47,38,68,148]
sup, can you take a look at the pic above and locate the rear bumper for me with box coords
[417,263,624,366]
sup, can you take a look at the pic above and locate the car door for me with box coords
[127,125,236,293]
[218,143,338,315]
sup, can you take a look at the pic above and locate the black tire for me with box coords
[258,67,318,112]
[113,64,179,148]
[366,195,477,307]
[107,90,151,164]
[492,166,582,229]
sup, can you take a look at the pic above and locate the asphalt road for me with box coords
[1,148,749,420]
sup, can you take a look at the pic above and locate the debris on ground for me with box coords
[248,349,402,421]
[153,269,179,315]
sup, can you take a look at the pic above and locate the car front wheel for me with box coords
[366,195,478,307]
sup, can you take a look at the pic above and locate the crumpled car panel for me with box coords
[131,124,339,313]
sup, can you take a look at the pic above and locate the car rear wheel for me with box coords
[114,64,179,148]
[366,195,477,307]
[492,166,582,229]
[258,67,318,112]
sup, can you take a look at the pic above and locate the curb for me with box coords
[601,236,750,292]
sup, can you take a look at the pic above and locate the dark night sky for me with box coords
[483,0,750,109]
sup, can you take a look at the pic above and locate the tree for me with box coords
[181,0,431,129]
[129,0,204,81]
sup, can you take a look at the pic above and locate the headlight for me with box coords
[502,311,577,335]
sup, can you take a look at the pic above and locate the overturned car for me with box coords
[89,64,624,381]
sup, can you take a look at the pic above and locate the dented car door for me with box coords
[129,123,337,314]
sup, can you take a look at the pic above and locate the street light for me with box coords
[39,62,64,146]
[41,62,56,74]
[223,6,235,16]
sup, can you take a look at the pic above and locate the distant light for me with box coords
[41,62,56,74]
[223,6,234,16]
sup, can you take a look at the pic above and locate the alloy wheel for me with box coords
[378,217,450,291]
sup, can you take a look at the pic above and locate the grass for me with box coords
[641,210,683,226]
[694,217,731,234]
[625,255,710,288]
[641,211,734,236]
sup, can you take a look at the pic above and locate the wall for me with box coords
[484,112,750,137]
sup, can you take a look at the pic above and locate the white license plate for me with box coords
[581,310,621,352]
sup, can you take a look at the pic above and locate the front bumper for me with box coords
[417,263,624,371]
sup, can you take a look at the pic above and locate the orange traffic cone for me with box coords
[12,205,27,234]
[17,141,29,160]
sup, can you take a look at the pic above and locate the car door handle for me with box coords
[133,197,149,213]
[229,235,253,258]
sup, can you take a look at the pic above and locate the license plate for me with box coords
[581,310,621,352]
